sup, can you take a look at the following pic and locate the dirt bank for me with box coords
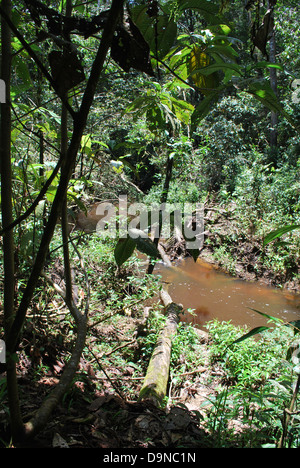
[164,201,299,293]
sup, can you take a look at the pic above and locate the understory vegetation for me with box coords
[1,234,299,448]
[0,0,299,449]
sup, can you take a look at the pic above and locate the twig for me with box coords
[89,340,136,362]
[89,311,119,329]
[88,346,126,401]
[171,368,207,378]
[97,376,144,381]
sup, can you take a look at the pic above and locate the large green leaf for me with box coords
[125,95,154,115]
[190,60,242,77]
[170,96,194,124]
[114,229,160,267]
[236,79,299,131]
[191,90,220,131]
[228,308,284,347]
[131,6,177,60]
[263,224,300,246]
[188,48,220,95]
[248,61,284,72]
[248,308,284,325]
[114,237,136,267]
[246,81,284,114]
[146,105,166,131]
[230,326,271,346]
[206,44,239,60]
[129,228,160,259]
[230,313,300,348]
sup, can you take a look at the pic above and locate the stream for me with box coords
[155,257,300,330]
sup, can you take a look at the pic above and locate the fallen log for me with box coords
[138,289,182,405]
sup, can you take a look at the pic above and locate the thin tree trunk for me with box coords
[147,154,174,274]
[24,313,88,439]
[61,0,73,307]
[268,1,278,163]
[1,0,25,441]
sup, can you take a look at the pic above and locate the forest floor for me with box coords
[1,300,220,448]
[4,313,225,449]
[1,200,299,449]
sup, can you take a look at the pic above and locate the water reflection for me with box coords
[155,258,300,329]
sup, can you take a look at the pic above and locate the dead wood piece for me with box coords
[159,288,173,307]
[157,243,172,268]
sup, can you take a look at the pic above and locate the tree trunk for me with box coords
[24,314,88,439]
[1,0,25,441]
[147,154,174,274]
[268,0,278,164]
[61,0,73,308]
[139,289,182,405]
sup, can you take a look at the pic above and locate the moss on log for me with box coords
[139,294,182,405]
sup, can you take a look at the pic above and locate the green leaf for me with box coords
[248,61,284,72]
[248,308,284,326]
[67,193,87,214]
[169,44,191,76]
[38,107,61,124]
[218,24,231,36]
[114,237,136,267]
[177,0,220,23]
[114,230,160,267]
[206,44,239,60]
[92,140,108,149]
[186,247,201,262]
[230,326,270,345]
[81,134,92,155]
[146,105,165,131]
[188,48,220,94]
[73,2,85,13]
[132,234,160,259]
[246,81,284,114]
[190,61,242,77]
[131,6,177,59]
[263,225,300,246]
[124,95,154,118]
[242,80,299,131]
[191,91,219,131]
[170,97,194,124]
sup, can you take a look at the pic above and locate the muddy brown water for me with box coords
[154,258,300,330]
